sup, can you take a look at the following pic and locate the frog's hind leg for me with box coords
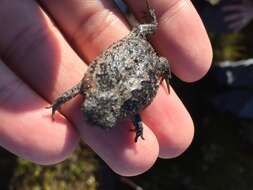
[137,0,158,35]
[131,114,145,142]
[46,81,82,119]
[145,0,157,25]
[140,0,157,24]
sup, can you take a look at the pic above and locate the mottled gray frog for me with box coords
[48,1,171,142]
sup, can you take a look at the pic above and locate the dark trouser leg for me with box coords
[132,114,145,142]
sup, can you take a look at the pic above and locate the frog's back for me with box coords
[82,33,161,128]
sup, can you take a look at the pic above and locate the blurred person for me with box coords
[222,0,253,32]
[194,0,253,33]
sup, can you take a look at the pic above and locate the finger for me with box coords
[142,86,194,158]
[224,13,243,22]
[221,4,244,12]
[0,0,159,176]
[0,60,79,164]
[228,21,245,31]
[37,0,130,62]
[72,104,159,176]
[125,0,213,82]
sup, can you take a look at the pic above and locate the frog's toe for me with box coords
[46,103,60,120]
[132,114,145,143]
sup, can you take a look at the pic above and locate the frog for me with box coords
[47,0,171,142]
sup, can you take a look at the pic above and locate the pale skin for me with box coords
[0,0,212,176]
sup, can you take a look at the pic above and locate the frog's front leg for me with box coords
[47,82,82,119]
[158,57,172,94]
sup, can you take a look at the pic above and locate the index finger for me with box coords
[125,0,213,82]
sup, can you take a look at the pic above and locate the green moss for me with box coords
[210,23,253,62]
[9,144,98,190]
[210,33,247,62]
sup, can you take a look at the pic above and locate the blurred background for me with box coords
[1,0,253,189]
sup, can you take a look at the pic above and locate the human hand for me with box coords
[222,0,253,32]
[0,0,212,176]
